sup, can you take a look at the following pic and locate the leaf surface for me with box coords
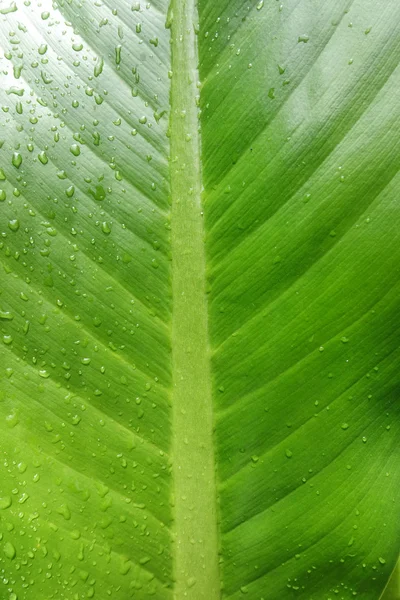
[0,0,399,599]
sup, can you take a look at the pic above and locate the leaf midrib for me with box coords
[169,0,220,598]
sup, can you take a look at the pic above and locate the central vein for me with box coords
[169,0,220,598]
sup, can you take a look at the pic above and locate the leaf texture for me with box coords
[0,0,399,599]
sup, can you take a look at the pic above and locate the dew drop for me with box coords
[0,497,12,510]
[0,310,13,320]
[94,56,104,77]
[70,144,80,156]
[101,221,112,235]
[4,541,16,560]
[12,152,22,169]
[57,504,71,520]
[8,219,20,232]
[298,34,310,43]
[38,151,48,164]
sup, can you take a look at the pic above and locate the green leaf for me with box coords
[0,0,399,599]
[381,561,400,600]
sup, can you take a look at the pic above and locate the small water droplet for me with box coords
[57,504,71,520]
[0,2,17,15]
[298,34,309,43]
[101,221,112,235]
[0,497,12,510]
[12,152,22,169]
[70,144,80,156]
[0,310,13,320]
[66,185,75,198]
[4,541,16,560]
[8,219,20,232]
[38,151,48,164]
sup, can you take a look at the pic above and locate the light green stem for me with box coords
[170,0,220,599]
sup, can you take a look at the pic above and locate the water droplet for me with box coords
[115,44,122,65]
[298,34,309,43]
[12,152,22,169]
[101,221,112,235]
[66,185,75,198]
[38,151,48,165]
[8,219,20,232]
[71,529,81,539]
[18,492,29,504]
[41,71,53,84]
[5,410,18,427]
[0,2,17,15]
[57,504,71,520]
[94,56,104,77]
[0,310,14,320]
[70,144,80,156]
[4,541,16,560]
[0,497,12,510]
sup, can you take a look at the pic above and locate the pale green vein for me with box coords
[169,0,220,598]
